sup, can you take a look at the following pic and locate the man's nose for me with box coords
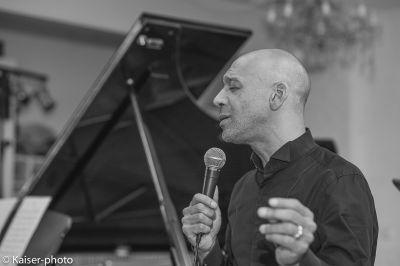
[213,89,227,107]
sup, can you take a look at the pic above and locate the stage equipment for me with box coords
[0,63,51,198]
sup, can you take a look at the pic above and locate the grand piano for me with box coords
[20,13,253,265]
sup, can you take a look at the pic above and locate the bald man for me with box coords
[182,49,378,266]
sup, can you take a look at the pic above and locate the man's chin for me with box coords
[218,133,228,143]
[219,131,241,144]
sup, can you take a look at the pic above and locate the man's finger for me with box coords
[257,207,305,226]
[260,223,315,244]
[190,193,218,209]
[182,223,211,235]
[265,234,309,255]
[182,203,215,217]
[268,198,313,218]
[182,212,214,226]
[259,222,298,237]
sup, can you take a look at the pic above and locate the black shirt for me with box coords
[204,129,378,266]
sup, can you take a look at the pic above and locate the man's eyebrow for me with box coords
[223,76,240,85]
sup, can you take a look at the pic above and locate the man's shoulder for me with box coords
[309,145,364,180]
[297,145,370,196]
[301,147,376,219]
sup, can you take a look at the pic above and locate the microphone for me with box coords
[194,148,226,264]
[202,147,226,198]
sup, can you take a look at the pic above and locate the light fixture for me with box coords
[242,0,380,71]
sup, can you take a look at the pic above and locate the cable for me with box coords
[193,234,202,266]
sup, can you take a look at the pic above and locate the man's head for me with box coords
[213,49,310,145]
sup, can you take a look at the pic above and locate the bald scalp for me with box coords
[240,49,310,111]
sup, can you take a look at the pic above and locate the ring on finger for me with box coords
[294,224,303,240]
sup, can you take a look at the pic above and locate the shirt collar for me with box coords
[251,128,317,185]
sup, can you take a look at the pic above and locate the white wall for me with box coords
[348,8,400,266]
[1,1,399,265]
[0,27,114,132]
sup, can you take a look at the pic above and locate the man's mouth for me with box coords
[218,114,230,125]
[219,114,230,121]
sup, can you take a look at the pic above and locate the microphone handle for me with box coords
[195,167,220,251]
[202,167,220,198]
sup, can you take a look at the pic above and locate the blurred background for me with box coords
[0,0,399,265]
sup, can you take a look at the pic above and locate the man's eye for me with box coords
[229,86,239,91]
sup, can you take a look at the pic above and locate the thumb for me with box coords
[213,186,219,204]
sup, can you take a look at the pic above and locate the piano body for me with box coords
[20,13,253,265]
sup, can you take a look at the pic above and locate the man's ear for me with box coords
[269,82,288,111]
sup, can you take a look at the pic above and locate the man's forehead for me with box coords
[223,58,247,79]
[223,58,255,83]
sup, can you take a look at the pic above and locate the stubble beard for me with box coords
[219,122,244,144]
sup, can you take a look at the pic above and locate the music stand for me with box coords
[21,211,72,266]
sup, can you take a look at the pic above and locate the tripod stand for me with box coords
[0,65,51,197]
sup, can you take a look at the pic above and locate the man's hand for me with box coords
[181,188,221,257]
[257,198,317,266]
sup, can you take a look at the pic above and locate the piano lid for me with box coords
[24,13,253,250]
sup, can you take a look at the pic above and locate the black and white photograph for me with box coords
[0,1,398,265]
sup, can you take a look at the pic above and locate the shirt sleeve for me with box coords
[313,173,378,266]
[203,223,235,266]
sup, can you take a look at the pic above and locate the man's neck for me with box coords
[250,123,305,166]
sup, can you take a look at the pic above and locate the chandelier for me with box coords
[241,0,379,71]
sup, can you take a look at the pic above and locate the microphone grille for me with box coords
[204,147,226,170]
